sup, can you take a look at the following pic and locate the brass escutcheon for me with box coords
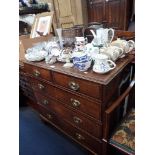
[68,81,79,91]
[75,133,85,140]
[70,98,80,107]
[33,70,40,77]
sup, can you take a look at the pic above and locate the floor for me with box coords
[19,106,89,155]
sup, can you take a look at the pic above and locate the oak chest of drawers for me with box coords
[23,55,133,155]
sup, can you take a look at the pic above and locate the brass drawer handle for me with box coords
[38,84,44,90]
[68,81,79,91]
[43,99,48,105]
[73,116,82,124]
[75,133,85,140]
[46,114,52,119]
[70,98,80,107]
[33,70,40,77]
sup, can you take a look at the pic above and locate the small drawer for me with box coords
[24,63,52,81]
[28,77,55,98]
[37,104,102,155]
[35,92,102,138]
[54,87,101,120]
[53,72,102,100]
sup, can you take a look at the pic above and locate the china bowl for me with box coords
[25,50,48,62]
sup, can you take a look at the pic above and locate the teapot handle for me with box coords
[127,40,135,53]
[117,48,124,58]
[108,28,115,43]
[107,60,116,70]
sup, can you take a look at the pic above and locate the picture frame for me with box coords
[30,11,54,38]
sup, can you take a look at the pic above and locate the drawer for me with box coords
[28,77,55,98]
[54,87,101,120]
[24,63,52,81]
[38,105,102,155]
[35,92,102,139]
[53,72,102,100]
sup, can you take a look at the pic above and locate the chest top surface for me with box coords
[23,55,134,85]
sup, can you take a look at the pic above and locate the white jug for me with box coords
[93,54,116,74]
[90,28,114,47]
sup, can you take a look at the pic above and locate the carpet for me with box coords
[110,109,135,154]
[19,106,89,155]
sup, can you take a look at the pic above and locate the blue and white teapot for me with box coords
[71,52,92,71]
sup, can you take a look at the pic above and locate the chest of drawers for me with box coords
[23,55,133,155]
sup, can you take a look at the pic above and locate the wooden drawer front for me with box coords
[24,63,52,81]
[37,105,102,155]
[53,72,102,99]
[20,72,36,101]
[54,87,101,120]
[28,77,55,98]
[35,92,102,138]
[61,120,102,155]
[37,104,58,122]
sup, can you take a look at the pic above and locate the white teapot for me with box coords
[100,46,124,62]
[111,38,135,57]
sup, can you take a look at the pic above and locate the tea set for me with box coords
[25,27,135,74]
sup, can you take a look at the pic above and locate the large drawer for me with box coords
[52,72,102,100]
[29,76,101,120]
[35,92,102,139]
[54,87,101,120]
[28,76,101,120]
[24,63,52,81]
[38,104,102,155]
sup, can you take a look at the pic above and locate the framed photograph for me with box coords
[30,12,54,38]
